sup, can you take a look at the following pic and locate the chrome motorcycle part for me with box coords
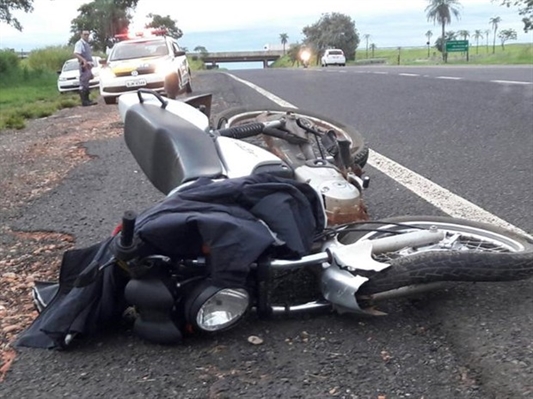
[187,285,250,332]
[270,300,331,315]
[295,164,368,225]
[320,263,382,315]
[369,227,446,254]
[325,239,390,272]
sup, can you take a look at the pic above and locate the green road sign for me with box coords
[446,40,469,52]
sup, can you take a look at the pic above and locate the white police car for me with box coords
[99,31,192,105]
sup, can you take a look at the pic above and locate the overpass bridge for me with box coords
[188,50,285,68]
[15,49,286,68]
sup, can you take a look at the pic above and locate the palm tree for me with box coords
[425,30,433,57]
[279,33,289,55]
[370,43,377,58]
[484,29,491,53]
[425,0,462,62]
[457,29,470,40]
[446,31,457,40]
[473,30,483,54]
[489,16,502,54]
[363,34,371,58]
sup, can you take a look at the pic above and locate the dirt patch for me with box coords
[0,101,122,377]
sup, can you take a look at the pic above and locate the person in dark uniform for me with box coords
[73,30,97,106]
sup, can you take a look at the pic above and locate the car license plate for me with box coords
[126,79,147,88]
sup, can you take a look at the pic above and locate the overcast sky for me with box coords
[0,0,531,52]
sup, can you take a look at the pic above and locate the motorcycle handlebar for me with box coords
[215,120,285,140]
[216,122,265,139]
[120,210,137,248]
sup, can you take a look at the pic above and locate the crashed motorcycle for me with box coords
[22,88,533,349]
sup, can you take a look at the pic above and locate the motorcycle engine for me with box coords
[295,164,368,226]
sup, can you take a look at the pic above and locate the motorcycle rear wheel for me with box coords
[213,106,369,168]
[338,216,533,296]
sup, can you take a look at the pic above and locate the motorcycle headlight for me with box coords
[186,284,249,332]
[300,50,311,62]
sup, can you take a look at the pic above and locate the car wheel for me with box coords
[104,96,117,105]
[164,72,180,99]
[185,70,192,94]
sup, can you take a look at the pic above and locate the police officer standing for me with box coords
[73,30,97,106]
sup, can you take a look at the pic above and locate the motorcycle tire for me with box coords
[337,216,533,296]
[213,106,369,168]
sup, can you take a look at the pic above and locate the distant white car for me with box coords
[321,49,346,67]
[57,57,101,93]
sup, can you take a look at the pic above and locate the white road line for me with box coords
[490,80,533,85]
[399,73,419,77]
[373,71,389,75]
[226,73,530,237]
[227,74,296,108]
[436,76,463,80]
[367,150,530,237]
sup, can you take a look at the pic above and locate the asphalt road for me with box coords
[228,65,533,233]
[2,66,533,399]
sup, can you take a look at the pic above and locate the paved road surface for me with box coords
[2,67,532,399]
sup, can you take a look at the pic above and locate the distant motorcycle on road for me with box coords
[300,49,311,68]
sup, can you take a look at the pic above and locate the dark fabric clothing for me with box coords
[135,173,325,285]
[16,239,127,349]
[16,174,324,349]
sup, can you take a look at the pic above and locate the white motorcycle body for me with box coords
[118,92,365,225]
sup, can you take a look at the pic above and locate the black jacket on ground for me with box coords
[16,174,325,349]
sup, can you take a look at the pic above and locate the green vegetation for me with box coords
[271,42,532,67]
[0,48,81,131]
[302,13,359,61]
[354,42,532,65]
[0,46,205,131]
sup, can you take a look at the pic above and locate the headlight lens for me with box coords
[100,68,116,81]
[194,288,249,332]
[155,61,175,77]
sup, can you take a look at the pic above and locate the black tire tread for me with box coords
[359,250,533,295]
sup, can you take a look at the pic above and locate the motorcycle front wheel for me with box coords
[338,216,533,296]
[213,106,369,168]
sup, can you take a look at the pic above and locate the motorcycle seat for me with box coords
[124,103,224,194]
